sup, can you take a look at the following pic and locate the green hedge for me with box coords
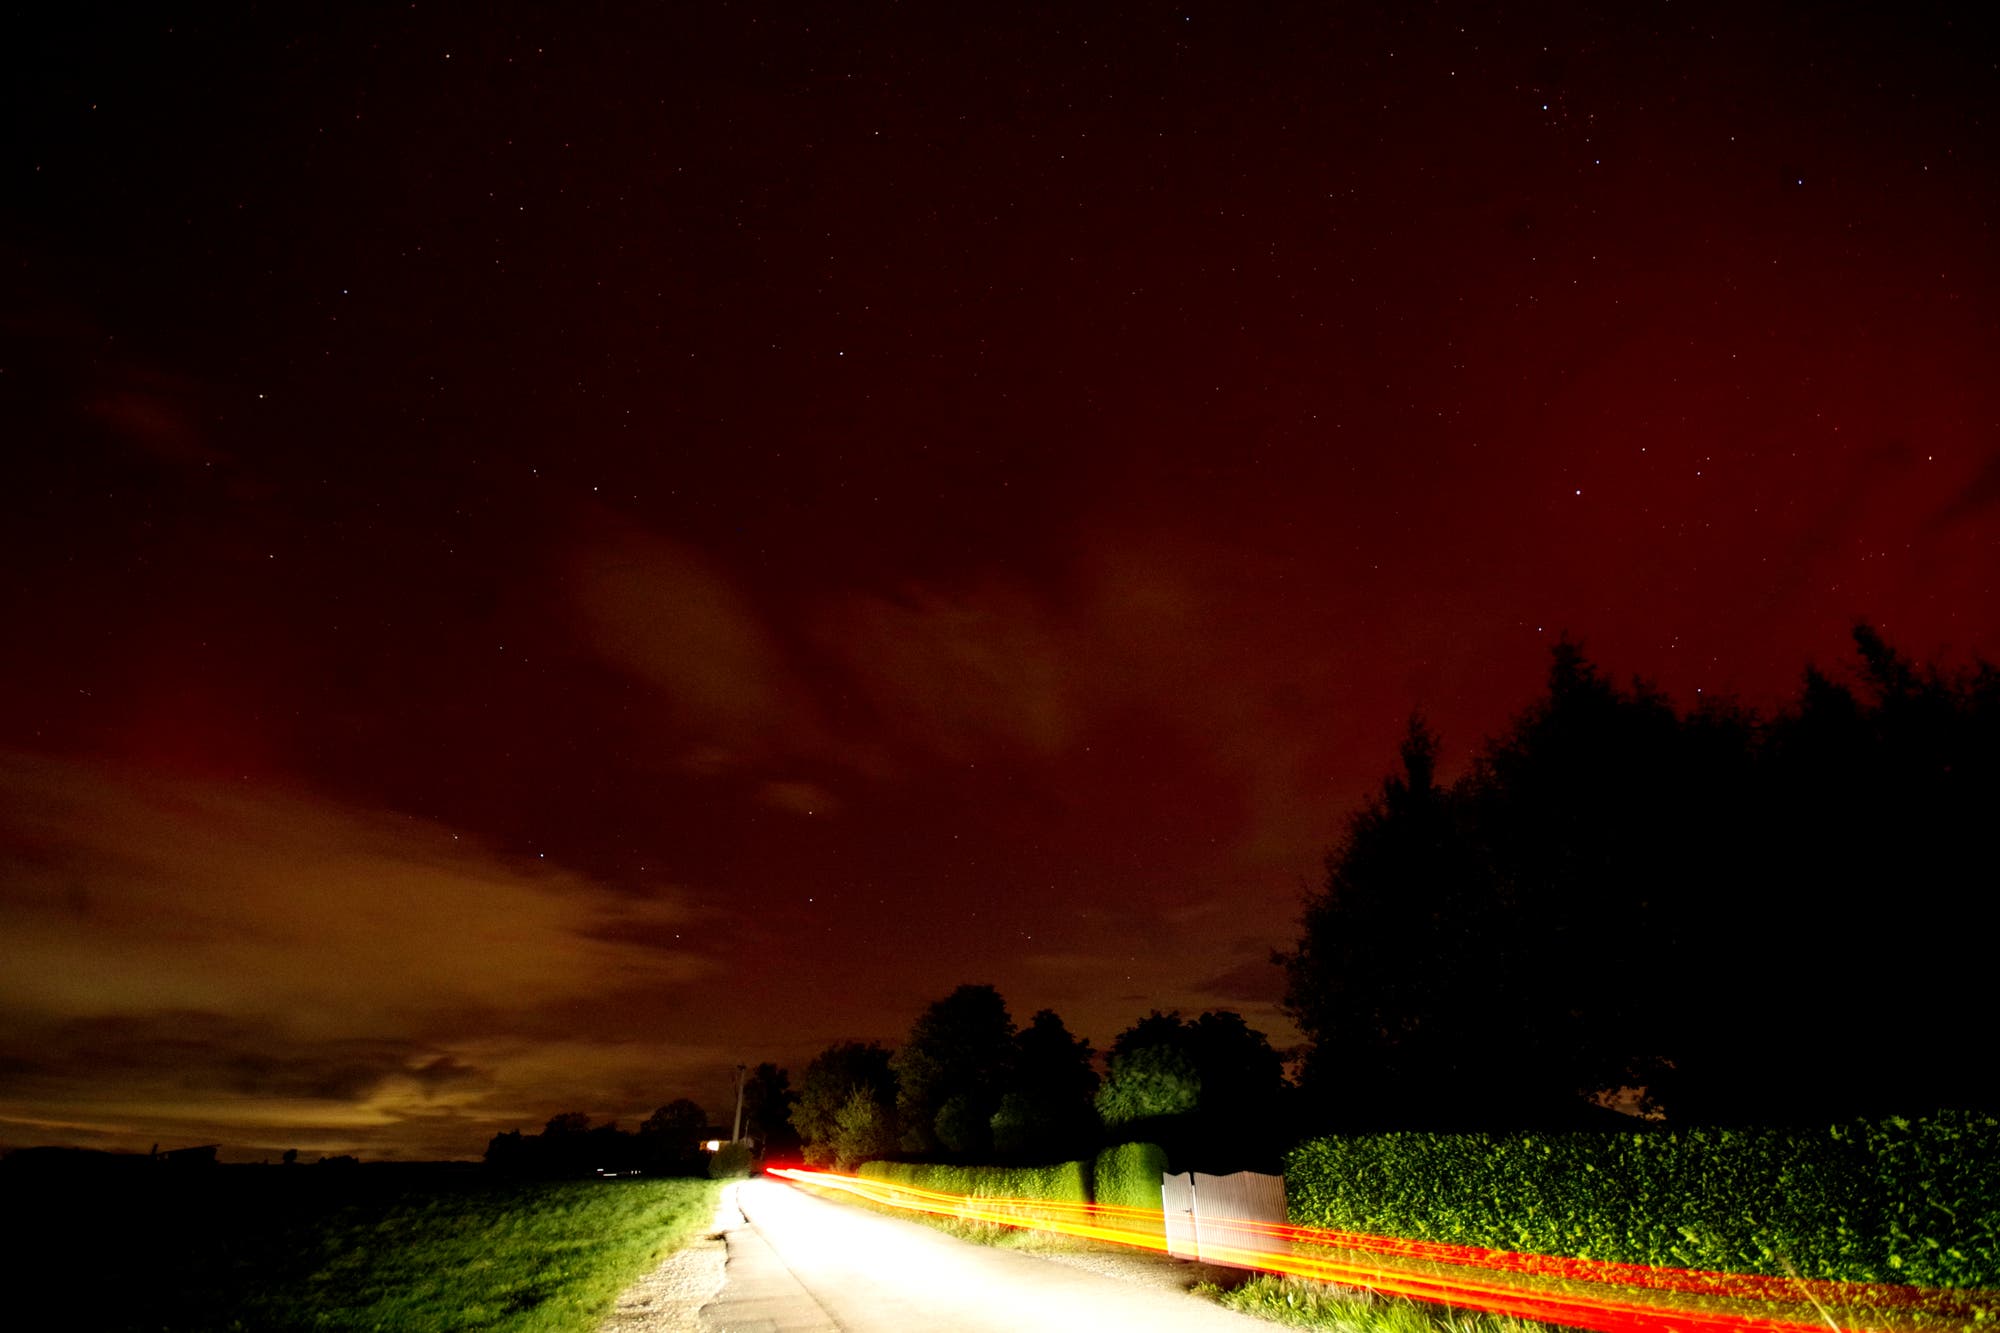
[857,1158,1091,1203]
[1094,1142,1170,1211]
[1284,1112,1999,1289]
[856,1144,1170,1213]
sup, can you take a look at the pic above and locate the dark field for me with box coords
[0,1163,717,1332]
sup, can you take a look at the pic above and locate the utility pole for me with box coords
[731,1062,748,1143]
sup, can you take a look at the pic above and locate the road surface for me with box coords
[701,1176,1273,1332]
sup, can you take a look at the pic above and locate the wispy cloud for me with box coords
[567,520,832,772]
[0,751,720,1157]
[813,580,1078,762]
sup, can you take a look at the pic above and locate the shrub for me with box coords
[1094,1141,1170,1211]
[988,1092,1040,1156]
[708,1141,755,1179]
[857,1158,1091,1203]
[1096,1045,1201,1125]
[831,1088,898,1169]
[1284,1112,2000,1289]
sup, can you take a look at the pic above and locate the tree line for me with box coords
[483,1067,792,1177]
[1281,626,2000,1130]
[483,994,1289,1176]
[788,987,1289,1172]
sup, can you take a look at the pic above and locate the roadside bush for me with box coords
[1284,1112,2000,1288]
[831,1088,898,1169]
[1093,1141,1169,1211]
[708,1141,755,1179]
[1096,1045,1201,1125]
[857,1158,1090,1203]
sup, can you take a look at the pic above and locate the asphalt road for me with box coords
[702,1177,1274,1332]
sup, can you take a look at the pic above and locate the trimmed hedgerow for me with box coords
[1094,1141,1170,1211]
[1284,1112,1999,1289]
[857,1157,1091,1203]
[857,1146,1169,1212]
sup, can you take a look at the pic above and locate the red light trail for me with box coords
[767,1167,1993,1333]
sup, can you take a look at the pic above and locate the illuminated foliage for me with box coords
[850,1143,1167,1212]
[831,1088,900,1169]
[1096,1044,1201,1124]
[1092,1141,1171,1211]
[790,1041,897,1168]
[1095,1008,1287,1169]
[1284,1113,2000,1290]
[856,1156,1092,1204]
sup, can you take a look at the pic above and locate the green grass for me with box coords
[3,1167,719,1332]
[1199,1275,1579,1333]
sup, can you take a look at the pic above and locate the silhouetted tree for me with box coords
[1098,1008,1287,1169]
[992,1009,1098,1160]
[640,1099,707,1138]
[1673,626,1998,1120]
[484,1128,525,1169]
[893,984,1016,1157]
[1181,1010,1287,1138]
[485,1111,660,1177]
[639,1098,708,1173]
[741,1062,797,1154]
[536,1111,598,1175]
[1309,714,1508,1123]
[1281,628,2000,1130]
[1109,1011,1190,1062]
[792,1041,897,1167]
[586,1120,629,1170]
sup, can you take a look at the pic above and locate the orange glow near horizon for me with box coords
[766,1167,1994,1333]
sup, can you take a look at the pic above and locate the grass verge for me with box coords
[1199,1275,1581,1333]
[6,1167,718,1333]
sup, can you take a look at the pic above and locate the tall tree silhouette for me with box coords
[1282,628,2000,1129]
[1282,716,1497,1126]
[740,1063,797,1152]
[992,1008,1097,1159]
[1098,1008,1286,1168]
[639,1098,708,1173]
[893,984,1017,1156]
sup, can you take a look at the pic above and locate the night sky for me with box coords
[3,3,1996,1161]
